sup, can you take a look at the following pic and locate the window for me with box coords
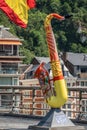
[2,63,18,74]
[62,104,66,109]
[82,100,85,105]
[68,91,71,96]
[4,45,12,54]
[24,91,29,97]
[72,82,75,86]
[0,77,12,85]
[67,83,70,87]
[85,82,87,86]
[1,95,12,106]
[82,107,85,112]
[68,104,71,109]
[76,82,79,86]
[12,78,18,85]
[82,100,87,112]
[81,81,84,86]
[0,45,4,55]
[68,112,71,117]
[81,68,87,73]
[0,45,3,51]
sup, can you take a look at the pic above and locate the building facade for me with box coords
[0,25,24,112]
[62,52,87,118]
[19,56,77,117]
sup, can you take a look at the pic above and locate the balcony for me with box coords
[0,49,25,58]
[0,69,18,74]
[0,51,24,64]
[0,50,17,56]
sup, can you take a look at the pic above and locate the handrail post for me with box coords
[32,89,35,115]
[78,91,82,119]
[11,88,15,113]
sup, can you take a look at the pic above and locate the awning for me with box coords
[0,41,22,45]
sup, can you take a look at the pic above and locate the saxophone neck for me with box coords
[44,13,65,27]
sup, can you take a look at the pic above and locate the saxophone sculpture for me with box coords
[34,13,72,108]
[44,13,68,108]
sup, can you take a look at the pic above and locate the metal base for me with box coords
[29,125,85,130]
[37,108,74,127]
[28,108,78,130]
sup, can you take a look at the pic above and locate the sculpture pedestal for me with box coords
[28,108,84,130]
[29,126,85,130]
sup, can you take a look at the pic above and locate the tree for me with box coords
[0,0,87,63]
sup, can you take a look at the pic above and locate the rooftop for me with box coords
[66,52,87,66]
[0,25,20,41]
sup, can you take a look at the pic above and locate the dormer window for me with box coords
[83,55,87,61]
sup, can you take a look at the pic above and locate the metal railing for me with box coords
[0,85,87,120]
[0,50,24,56]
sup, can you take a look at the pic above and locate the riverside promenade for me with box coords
[0,114,87,130]
[0,115,40,129]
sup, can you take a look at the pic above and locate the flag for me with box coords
[0,0,36,28]
[27,0,36,8]
[34,62,53,98]
[34,62,49,81]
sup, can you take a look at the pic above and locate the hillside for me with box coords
[0,0,87,64]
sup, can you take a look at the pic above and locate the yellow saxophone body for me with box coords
[44,13,68,108]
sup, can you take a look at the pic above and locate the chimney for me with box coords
[0,25,4,38]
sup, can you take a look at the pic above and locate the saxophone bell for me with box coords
[65,14,73,19]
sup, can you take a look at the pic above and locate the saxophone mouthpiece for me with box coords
[65,14,73,19]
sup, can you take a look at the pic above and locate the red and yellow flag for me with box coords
[0,0,36,28]
[34,62,53,98]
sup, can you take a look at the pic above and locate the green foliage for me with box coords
[20,47,35,64]
[0,0,87,63]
